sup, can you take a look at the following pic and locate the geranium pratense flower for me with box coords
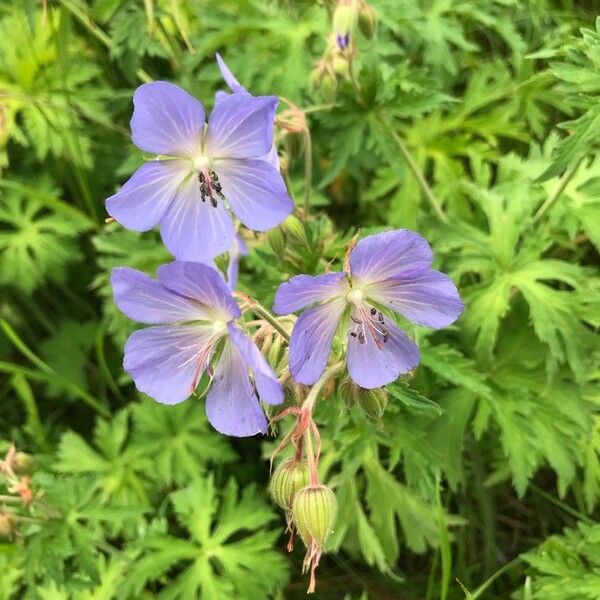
[106,82,293,262]
[111,261,283,436]
[273,230,464,389]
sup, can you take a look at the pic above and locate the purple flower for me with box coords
[273,230,464,389]
[226,233,248,290]
[106,81,293,263]
[215,53,280,170]
[111,261,283,436]
[336,32,350,51]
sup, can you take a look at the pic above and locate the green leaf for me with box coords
[129,398,236,487]
[0,184,87,293]
[121,476,288,599]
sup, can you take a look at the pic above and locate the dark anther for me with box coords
[370,307,377,316]
[358,331,366,344]
[382,330,389,343]
[212,171,219,181]
[198,172,205,183]
[210,197,218,208]
[351,315,362,325]
[350,332,357,338]
[378,312,384,323]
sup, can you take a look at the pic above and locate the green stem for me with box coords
[530,484,593,524]
[234,293,291,343]
[469,556,523,600]
[59,0,152,83]
[303,128,313,217]
[304,427,320,486]
[0,361,110,418]
[531,158,583,227]
[302,362,344,413]
[0,496,21,504]
[377,114,448,223]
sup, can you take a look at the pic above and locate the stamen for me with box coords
[196,169,225,209]
[349,305,390,350]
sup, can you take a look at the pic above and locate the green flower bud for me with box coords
[332,1,359,51]
[337,374,360,409]
[284,130,306,164]
[270,459,310,511]
[311,63,338,103]
[0,510,16,540]
[358,3,377,39]
[292,484,337,547]
[282,214,308,245]
[267,227,286,260]
[358,387,388,420]
[14,452,33,473]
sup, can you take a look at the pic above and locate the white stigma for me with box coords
[346,288,364,304]
[192,154,211,172]
[212,319,227,334]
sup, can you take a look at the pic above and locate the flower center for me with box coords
[346,288,364,304]
[192,155,225,208]
[212,319,227,334]
[192,154,212,172]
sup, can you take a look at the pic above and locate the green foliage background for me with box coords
[0,0,599,598]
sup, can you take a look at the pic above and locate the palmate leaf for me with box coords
[22,473,142,585]
[521,522,600,600]
[0,185,87,293]
[129,398,236,487]
[57,409,152,511]
[437,153,598,378]
[582,416,600,512]
[0,552,22,600]
[40,319,97,399]
[0,7,107,168]
[120,476,288,599]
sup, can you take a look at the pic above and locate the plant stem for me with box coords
[59,0,152,83]
[234,293,291,343]
[469,556,523,600]
[531,158,583,227]
[378,114,448,223]
[304,428,319,486]
[0,495,21,504]
[302,362,344,414]
[303,128,313,218]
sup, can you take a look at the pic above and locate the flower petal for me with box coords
[226,234,248,290]
[214,158,293,231]
[159,174,235,262]
[157,261,241,320]
[273,272,348,315]
[347,315,419,389]
[289,299,346,385]
[124,324,215,404]
[131,81,205,156]
[105,160,188,231]
[367,270,464,328]
[111,267,208,324]
[228,324,283,405]
[205,94,278,159]
[205,339,268,436]
[215,53,248,95]
[350,229,433,285]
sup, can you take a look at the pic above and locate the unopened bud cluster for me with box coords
[339,375,388,420]
[0,444,36,542]
[311,0,378,101]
